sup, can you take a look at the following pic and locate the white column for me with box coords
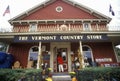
[6,44,10,53]
[112,42,119,62]
[79,41,85,68]
[68,24,71,31]
[37,42,42,69]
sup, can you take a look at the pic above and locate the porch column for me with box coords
[78,41,85,69]
[6,44,10,53]
[37,42,42,69]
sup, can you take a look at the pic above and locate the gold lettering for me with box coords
[19,36,28,40]
[32,36,56,40]
[60,35,83,40]
[87,35,102,40]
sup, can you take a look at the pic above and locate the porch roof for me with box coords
[0,31,120,45]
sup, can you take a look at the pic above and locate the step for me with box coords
[52,73,71,81]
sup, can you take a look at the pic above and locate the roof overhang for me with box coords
[9,19,110,25]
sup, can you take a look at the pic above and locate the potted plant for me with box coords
[45,68,52,75]
[69,71,76,78]
[69,72,77,81]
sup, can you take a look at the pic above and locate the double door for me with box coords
[51,42,70,72]
[53,48,68,72]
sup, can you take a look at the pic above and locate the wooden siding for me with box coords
[84,42,117,63]
[71,42,117,65]
[8,43,50,68]
[8,43,38,68]
[22,0,98,20]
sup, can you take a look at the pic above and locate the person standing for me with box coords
[57,54,64,72]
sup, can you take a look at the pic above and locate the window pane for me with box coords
[30,52,38,60]
[83,46,91,51]
[29,24,37,32]
[32,47,38,52]
[83,23,90,31]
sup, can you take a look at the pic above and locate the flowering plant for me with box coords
[48,68,52,71]
[45,68,52,75]
[69,71,76,77]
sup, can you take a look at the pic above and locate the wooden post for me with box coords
[78,41,85,69]
[37,42,42,69]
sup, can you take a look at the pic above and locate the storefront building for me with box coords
[0,0,120,72]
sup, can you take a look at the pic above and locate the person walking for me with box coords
[57,54,64,72]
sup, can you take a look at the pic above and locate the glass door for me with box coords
[53,48,68,72]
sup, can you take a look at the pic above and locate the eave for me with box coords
[9,19,110,25]
[8,0,111,24]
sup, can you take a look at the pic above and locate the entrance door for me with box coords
[55,48,68,72]
[51,42,70,72]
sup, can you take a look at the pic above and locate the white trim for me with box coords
[82,45,94,62]
[10,19,109,24]
[56,6,63,12]
[112,42,119,62]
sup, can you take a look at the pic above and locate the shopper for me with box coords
[57,54,64,72]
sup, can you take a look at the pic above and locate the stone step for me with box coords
[52,73,71,81]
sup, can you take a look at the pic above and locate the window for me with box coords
[28,46,39,68]
[83,45,93,67]
[83,23,91,31]
[56,6,63,12]
[29,23,37,32]
[29,46,38,61]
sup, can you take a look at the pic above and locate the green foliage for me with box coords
[76,67,120,81]
[0,69,42,81]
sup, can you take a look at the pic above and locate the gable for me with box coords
[22,0,98,20]
[9,0,111,23]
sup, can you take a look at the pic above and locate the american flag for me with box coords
[109,4,115,16]
[3,5,10,16]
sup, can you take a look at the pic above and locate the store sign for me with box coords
[14,34,108,42]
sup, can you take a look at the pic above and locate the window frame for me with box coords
[29,23,37,32]
[83,23,91,31]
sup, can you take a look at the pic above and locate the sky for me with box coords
[0,0,120,32]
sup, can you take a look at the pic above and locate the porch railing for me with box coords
[12,25,120,33]
[0,25,120,33]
